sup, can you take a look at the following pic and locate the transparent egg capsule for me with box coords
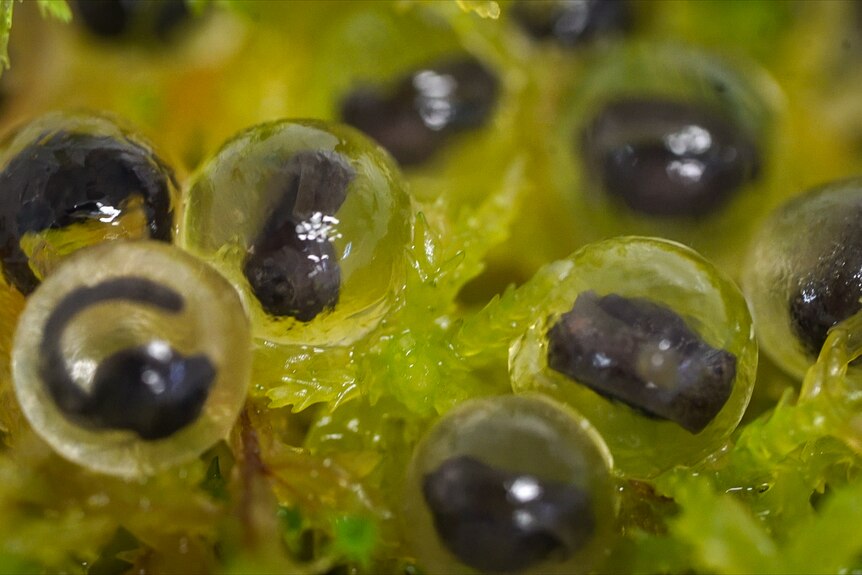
[744,179,862,380]
[304,2,522,236]
[0,113,178,295]
[556,44,781,268]
[511,237,757,478]
[341,54,501,167]
[300,3,504,172]
[404,394,616,575]
[12,241,251,477]
[180,120,412,346]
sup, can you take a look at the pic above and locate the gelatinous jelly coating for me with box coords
[554,44,779,269]
[423,456,595,574]
[744,179,862,379]
[12,241,251,477]
[405,395,615,575]
[341,56,500,166]
[511,0,632,46]
[181,120,412,346]
[582,98,761,217]
[511,237,756,478]
[73,0,192,41]
[547,291,737,433]
[0,114,178,295]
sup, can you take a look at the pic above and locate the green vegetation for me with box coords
[2,1,862,573]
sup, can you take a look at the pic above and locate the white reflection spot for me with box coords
[414,70,456,97]
[147,340,173,362]
[667,159,706,184]
[414,70,457,130]
[70,358,98,382]
[296,212,342,243]
[306,251,330,278]
[508,477,542,503]
[665,124,712,155]
[513,509,536,528]
[593,352,612,368]
[96,203,123,223]
[141,369,166,394]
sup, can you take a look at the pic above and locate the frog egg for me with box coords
[0,113,179,296]
[511,237,757,478]
[306,3,504,170]
[180,120,412,346]
[341,54,501,167]
[404,395,616,575]
[12,241,251,477]
[308,4,516,206]
[743,179,862,380]
[555,44,781,268]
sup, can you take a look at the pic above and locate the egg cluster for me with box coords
[3,1,862,574]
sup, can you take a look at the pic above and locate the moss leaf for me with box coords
[330,514,378,568]
[455,0,500,19]
[667,476,780,574]
[37,0,72,23]
[0,0,13,71]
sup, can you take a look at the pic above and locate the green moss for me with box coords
[4,1,862,573]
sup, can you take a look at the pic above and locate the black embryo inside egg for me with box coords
[422,455,594,573]
[341,56,500,166]
[581,98,761,217]
[0,130,175,295]
[789,223,862,357]
[511,0,632,46]
[39,277,215,440]
[73,0,192,41]
[547,291,736,433]
[243,150,356,322]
